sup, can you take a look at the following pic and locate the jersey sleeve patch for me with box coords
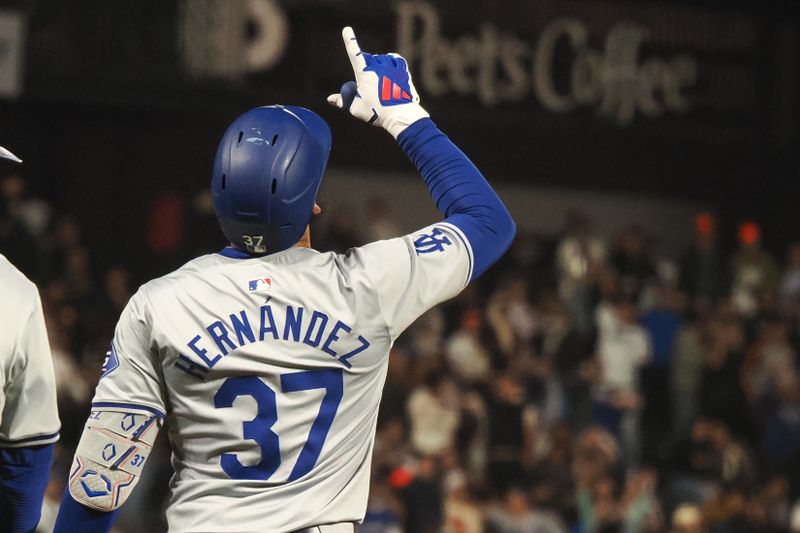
[100,343,121,378]
[361,221,473,340]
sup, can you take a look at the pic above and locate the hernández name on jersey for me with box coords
[174,302,371,380]
[79,223,474,532]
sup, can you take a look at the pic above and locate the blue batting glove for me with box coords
[327,27,429,139]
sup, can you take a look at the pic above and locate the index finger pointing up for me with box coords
[342,26,366,74]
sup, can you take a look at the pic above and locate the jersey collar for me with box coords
[217,246,317,260]
[218,246,261,259]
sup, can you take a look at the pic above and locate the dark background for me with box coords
[0,0,798,271]
[2,3,800,531]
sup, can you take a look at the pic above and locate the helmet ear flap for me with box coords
[211,106,331,254]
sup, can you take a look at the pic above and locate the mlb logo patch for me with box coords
[248,277,272,292]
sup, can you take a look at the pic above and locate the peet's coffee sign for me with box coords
[24,0,762,138]
[395,1,697,125]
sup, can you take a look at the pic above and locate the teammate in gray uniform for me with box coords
[0,145,60,533]
[54,27,515,532]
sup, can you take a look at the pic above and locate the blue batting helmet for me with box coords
[211,105,331,254]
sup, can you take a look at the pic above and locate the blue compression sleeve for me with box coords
[53,492,119,533]
[0,444,54,533]
[397,118,516,279]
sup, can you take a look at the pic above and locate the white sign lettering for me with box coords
[395,1,697,124]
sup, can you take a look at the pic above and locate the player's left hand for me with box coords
[327,26,429,139]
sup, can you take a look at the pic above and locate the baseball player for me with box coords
[0,145,61,533]
[54,27,515,532]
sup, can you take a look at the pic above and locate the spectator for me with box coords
[594,294,652,467]
[670,418,756,497]
[741,314,795,410]
[679,212,725,308]
[610,225,656,301]
[548,296,599,430]
[0,172,42,278]
[699,314,752,441]
[0,170,51,238]
[443,471,484,533]
[761,476,792,531]
[670,503,703,533]
[572,426,620,493]
[486,276,538,361]
[485,487,566,533]
[731,221,779,317]
[446,307,492,384]
[81,266,134,345]
[671,310,708,440]
[639,284,684,460]
[780,242,800,311]
[556,211,607,332]
[12,172,800,532]
[619,468,664,532]
[46,214,83,279]
[576,473,623,532]
[374,417,412,472]
[702,486,769,532]
[761,369,800,473]
[484,373,536,493]
[528,422,575,519]
[401,455,444,533]
[407,367,461,456]
[406,307,446,359]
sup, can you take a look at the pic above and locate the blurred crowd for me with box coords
[5,168,800,533]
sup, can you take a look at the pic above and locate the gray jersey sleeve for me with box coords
[91,288,167,419]
[0,289,60,447]
[343,222,473,340]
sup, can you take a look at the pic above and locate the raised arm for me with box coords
[396,119,515,279]
[327,27,515,279]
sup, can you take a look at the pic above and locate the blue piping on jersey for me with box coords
[397,118,515,280]
[91,402,166,420]
[218,246,313,261]
[437,222,473,285]
[0,429,60,446]
[218,246,261,259]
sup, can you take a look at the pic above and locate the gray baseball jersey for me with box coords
[91,222,472,531]
[0,254,60,447]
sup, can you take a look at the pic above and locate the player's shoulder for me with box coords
[134,253,221,301]
[329,223,466,277]
[134,249,332,297]
[0,253,39,309]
